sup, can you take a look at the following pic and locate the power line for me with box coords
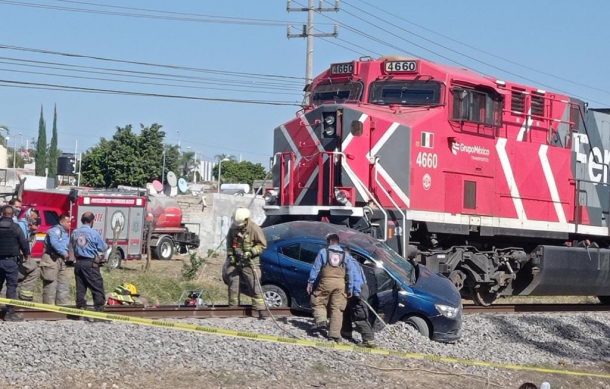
[0,78,302,106]
[350,0,610,97]
[0,44,306,82]
[0,66,303,96]
[0,0,297,26]
[0,57,302,91]
[303,0,609,106]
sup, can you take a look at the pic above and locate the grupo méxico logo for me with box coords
[451,141,490,156]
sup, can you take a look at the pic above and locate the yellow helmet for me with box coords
[233,207,251,227]
[121,282,139,296]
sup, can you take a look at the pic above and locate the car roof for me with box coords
[263,221,380,252]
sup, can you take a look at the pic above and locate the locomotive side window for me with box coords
[369,81,441,106]
[452,87,502,127]
[311,82,363,105]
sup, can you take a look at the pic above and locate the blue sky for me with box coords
[1,0,609,166]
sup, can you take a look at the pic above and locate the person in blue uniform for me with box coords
[70,212,108,312]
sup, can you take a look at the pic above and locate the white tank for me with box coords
[220,183,250,195]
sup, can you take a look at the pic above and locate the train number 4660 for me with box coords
[415,152,438,169]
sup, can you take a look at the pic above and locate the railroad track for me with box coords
[7,303,610,321]
[462,303,610,314]
[11,305,294,321]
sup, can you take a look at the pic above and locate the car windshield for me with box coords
[264,221,416,284]
[369,80,441,106]
[311,82,363,105]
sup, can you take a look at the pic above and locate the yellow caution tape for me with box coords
[1,297,609,380]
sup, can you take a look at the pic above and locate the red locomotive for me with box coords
[265,56,610,305]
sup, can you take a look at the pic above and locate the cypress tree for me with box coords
[47,104,59,177]
[35,106,47,176]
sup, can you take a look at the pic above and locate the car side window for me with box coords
[375,268,395,292]
[300,242,324,264]
[280,244,300,260]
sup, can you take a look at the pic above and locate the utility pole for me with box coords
[287,0,339,102]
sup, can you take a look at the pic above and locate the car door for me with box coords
[351,250,398,327]
[278,240,324,309]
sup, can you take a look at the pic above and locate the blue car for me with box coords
[259,221,462,342]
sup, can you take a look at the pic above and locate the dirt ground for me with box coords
[33,360,610,389]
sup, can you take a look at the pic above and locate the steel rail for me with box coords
[463,303,610,314]
[11,305,294,321]
[7,303,610,321]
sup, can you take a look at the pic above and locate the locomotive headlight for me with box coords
[324,115,336,126]
[322,112,337,137]
[435,304,459,319]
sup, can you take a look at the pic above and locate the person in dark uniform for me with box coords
[341,250,375,347]
[70,212,108,312]
[0,205,31,321]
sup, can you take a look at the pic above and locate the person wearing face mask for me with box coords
[223,207,267,319]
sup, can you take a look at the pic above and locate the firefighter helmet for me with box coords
[119,282,139,296]
[233,207,251,227]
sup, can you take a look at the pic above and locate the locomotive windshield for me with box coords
[369,80,441,106]
[311,82,363,105]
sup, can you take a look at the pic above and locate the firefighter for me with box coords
[224,207,267,319]
[71,211,108,313]
[0,205,30,321]
[40,214,71,305]
[341,248,375,347]
[9,199,41,302]
[306,233,356,342]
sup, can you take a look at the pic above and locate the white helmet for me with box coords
[233,207,251,227]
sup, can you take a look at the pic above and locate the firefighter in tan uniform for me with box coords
[224,208,267,319]
[306,233,357,342]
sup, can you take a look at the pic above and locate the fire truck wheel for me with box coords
[107,249,123,270]
[155,236,175,261]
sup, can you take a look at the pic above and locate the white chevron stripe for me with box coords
[538,145,567,224]
[370,122,400,158]
[280,125,301,188]
[496,138,526,220]
[377,164,410,207]
[516,108,533,142]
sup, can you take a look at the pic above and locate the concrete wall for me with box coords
[179,193,265,255]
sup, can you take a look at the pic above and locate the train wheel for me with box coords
[472,285,497,306]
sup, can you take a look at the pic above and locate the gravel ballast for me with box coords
[0,312,608,388]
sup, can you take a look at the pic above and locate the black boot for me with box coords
[4,308,23,322]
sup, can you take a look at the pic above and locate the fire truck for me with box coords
[266,56,610,305]
[21,188,199,266]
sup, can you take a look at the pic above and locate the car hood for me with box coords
[410,265,461,307]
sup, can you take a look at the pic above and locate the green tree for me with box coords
[81,123,180,188]
[35,106,47,176]
[47,105,59,177]
[213,160,266,188]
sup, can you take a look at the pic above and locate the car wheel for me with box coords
[262,285,289,308]
[155,236,174,261]
[403,315,430,338]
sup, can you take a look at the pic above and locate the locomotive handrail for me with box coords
[274,152,296,206]
[373,156,407,254]
[322,150,388,242]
